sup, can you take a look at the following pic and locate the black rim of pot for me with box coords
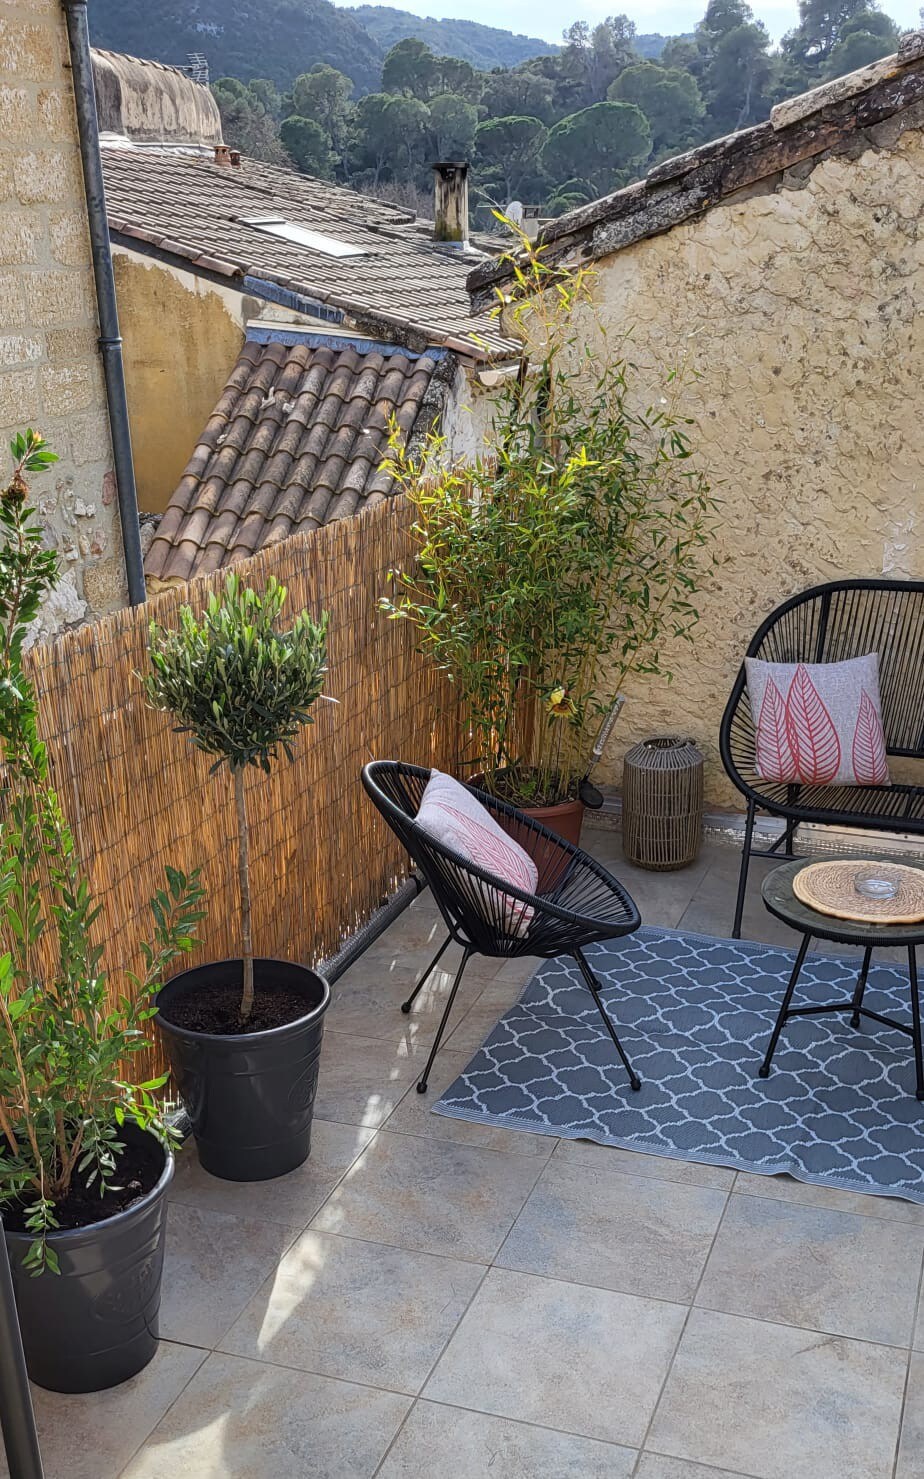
[155,957,331,1046]
[4,1134,174,1252]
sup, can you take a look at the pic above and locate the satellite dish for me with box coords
[505,200,524,227]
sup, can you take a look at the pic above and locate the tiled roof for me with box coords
[144,336,445,585]
[469,32,924,310]
[102,145,516,359]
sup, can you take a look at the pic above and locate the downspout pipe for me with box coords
[61,0,146,606]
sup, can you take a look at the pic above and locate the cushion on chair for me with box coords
[745,653,890,787]
[415,770,538,936]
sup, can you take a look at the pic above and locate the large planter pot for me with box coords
[5,1125,173,1393]
[156,958,330,1183]
[469,772,585,848]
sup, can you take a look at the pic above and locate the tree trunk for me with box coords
[233,767,254,1023]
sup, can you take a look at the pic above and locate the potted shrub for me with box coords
[0,431,204,1393]
[382,234,718,843]
[146,573,331,1182]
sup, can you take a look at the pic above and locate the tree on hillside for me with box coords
[382,37,439,99]
[350,93,430,185]
[280,115,334,177]
[542,100,651,195]
[783,0,879,73]
[474,115,548,201]
[291,64,354,161]
[695,0,774,132]
[428,93,479,159]
[212,78,292,167]
[249,78,282,118]
[479,66,557,123]
[822,8,899,73]
[434,54,481,100]
[610,62,704,153]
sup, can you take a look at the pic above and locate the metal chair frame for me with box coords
[720,579,924,938]
[362,761,642,1094]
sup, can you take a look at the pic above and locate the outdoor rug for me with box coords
[433,926,924,1202]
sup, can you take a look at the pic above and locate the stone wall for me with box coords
[552,121,924,809]
[0,0,124,635]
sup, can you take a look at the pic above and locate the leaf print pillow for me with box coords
[745,653,890,788]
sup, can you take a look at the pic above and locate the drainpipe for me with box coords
[60,0,146,605]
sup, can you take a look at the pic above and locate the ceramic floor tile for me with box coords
[220,1230,484,1394]
[733,1170,924,1226]
[375,1401,637,1478]
[497,1160,727,1301]
[636,1458,757,1479]
[160,1202,296,1348]
[169,1120,375,1227]
[313,1030,424,1128]
[648,1307,907,1479]
[696,1193,924,1346]
[120,1352,411,1479]
[328,953,493,1046]
[310,1129,543,1261]
[424,1266,686,1448]
[384,1048,556,1158]
[442,977,532,1057]
[896,1350,924,1479]
[550,1136,736,1189]
[0,1342,205,1479]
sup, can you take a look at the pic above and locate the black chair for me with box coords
[361,760,643,1094]
[720,578,924,939]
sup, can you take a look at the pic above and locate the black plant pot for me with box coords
[155,958,330,1182]
[4,1125,173,1394]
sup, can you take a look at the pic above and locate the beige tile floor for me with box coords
[10,831,924,1479]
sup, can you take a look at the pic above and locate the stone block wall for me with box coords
[0,0,125,637]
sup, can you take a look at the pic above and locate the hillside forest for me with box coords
[122,0,909,224]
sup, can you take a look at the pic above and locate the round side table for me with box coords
[760,857,924,1100]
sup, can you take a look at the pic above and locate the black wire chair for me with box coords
[361,760,643,1095]
[720,578,924,938]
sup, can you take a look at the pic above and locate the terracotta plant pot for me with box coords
[468,773,585,847]
[5,1124,173,1393]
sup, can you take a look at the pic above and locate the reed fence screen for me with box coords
[24,497,464,1081]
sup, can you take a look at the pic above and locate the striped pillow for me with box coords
[416,771,538,937]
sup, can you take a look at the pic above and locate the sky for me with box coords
[336,0,924,47]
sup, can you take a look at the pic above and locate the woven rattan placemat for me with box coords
[792,859,924,925]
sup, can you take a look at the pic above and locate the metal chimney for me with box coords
[432,161,469,249]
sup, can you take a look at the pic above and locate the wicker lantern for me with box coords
[622,735,704,871]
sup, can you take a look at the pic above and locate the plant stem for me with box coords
[233,767,255,1023]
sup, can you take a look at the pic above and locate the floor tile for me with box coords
[636,1458,756,1479]
[384,1048,556,1158]
[313,1031,424,1128]
[120,1352,410,1478]
[443,976,531,1057]
[551,1136,736,1189]
[376,1401,637,1478]
[327,951,490,1046]
[220,1230,484,1394]
[169,1120,375,1227]
[0,1342,205,1479]
[497,1160,727,1301]
[896,1350,924,1479]
[160,1202,296,1348]
[734,1170,924,1226]
[310,1129,544,1261]
[696,1193,924,1346]
[424,1266,686,1447]
[648,1307,907,1479]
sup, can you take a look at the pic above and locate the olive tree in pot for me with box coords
[0,432,204,1393]
[146,573,331,1182]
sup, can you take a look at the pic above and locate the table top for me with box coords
[762,856,924,946]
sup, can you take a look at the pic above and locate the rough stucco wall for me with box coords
[0,0,125,636]
[560,125,924,810]
[441,362,497,463]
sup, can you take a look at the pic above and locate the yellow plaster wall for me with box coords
[113,250,245,514]
[566,129,924,809]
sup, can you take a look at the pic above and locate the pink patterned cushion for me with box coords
[415,771,538,936]
[745,653,890,787]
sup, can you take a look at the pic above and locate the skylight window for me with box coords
[242,214,367,258]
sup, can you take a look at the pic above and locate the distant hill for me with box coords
[348,6,558,68]
[87,0,384,94]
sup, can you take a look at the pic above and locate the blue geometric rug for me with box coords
[433,926,924,1202]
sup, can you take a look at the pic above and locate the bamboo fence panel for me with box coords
[22,496,464,1083]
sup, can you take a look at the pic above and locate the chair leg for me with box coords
[416,947,471,1095]
[849,946,873,1029]
[573,949,641,1092]
[401,933,452,1014]
[732,800,756,940]
[759,932,811,1078]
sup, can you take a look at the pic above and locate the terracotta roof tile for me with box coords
[145,337,444,584]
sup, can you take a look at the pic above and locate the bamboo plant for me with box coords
[381,228,719,805]
[145,574,328,1024]
[0,431,205,1273]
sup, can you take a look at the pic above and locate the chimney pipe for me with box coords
[229,149,242,169]
[432,161,469,249]
[214,143,232,167]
